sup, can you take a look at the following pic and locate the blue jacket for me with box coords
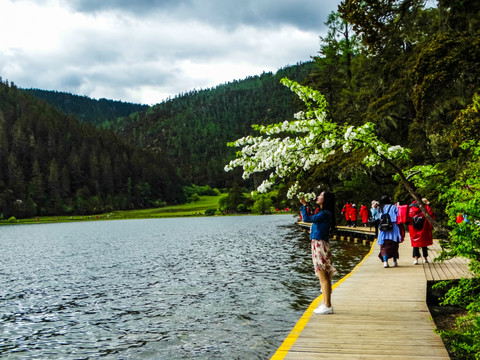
[300,206,332,241]
[377,204,402,244]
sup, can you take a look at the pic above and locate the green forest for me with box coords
[0,81,185,218]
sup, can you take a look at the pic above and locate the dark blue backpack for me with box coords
[379,205,393,231]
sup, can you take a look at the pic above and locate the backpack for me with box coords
[368,213,375,226]
[379,205,393,232]
[412,216,425,230]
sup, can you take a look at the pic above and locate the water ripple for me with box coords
[0,216,369,359]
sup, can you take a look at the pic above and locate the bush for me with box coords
[204,208,217,216]
[236,204,246,212]
[8,216,17,223]
[252,195,273,214]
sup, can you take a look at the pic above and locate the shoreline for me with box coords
[1,195,295,225]
[0,211,295,226]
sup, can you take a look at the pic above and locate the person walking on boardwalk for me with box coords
[350,204,358,227]
[341,201,352,227]
[359,203,369,227]
[377,195,402,268]
[370,200,381,238]
[300,191,337,315]
[408,198,435,265]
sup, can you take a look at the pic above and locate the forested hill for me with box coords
[108,62,317,187]
[23,89,149,127]
[0,81,185,219]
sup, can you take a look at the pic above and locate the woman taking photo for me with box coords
[299,191,336,315]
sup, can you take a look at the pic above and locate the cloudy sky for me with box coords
[1,0,341,105]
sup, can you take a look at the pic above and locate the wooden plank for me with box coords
[431,262,450,280]
[438,261,459,279]
[424,256,446,281]
[447,257,472,278]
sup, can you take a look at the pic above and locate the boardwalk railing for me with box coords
[298,222,376,245]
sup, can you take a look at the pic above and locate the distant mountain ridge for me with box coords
[110,62,317,187]
[23,89,149,127]
[25,62,317,188]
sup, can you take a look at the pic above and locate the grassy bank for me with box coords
[1,195,224,225]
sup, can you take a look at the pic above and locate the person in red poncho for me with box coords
[408,198,435,265]
[350,204,358,227]
[359,204,369,227]
[341,201,352,227]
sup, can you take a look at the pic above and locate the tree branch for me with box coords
[376,151,449,238]
[405,170,421,180]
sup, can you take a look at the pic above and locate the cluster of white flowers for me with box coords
[286,182,317,201]
[363,153,381,166]
[342,142,352,153]
[286,181,300,199]
[322,138,336,149]
[257,179,274,193]
[376,144,386,156]
[387,145,406,158]
[297,192,317,201]
[344,126,357,141]
[294,111,306,120]
[225,78,412,198]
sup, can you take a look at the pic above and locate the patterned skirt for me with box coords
[378,239,400,260]
[311,239,337,278]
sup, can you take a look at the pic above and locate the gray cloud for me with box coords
[64,0,339,31]
[1,0,342,104]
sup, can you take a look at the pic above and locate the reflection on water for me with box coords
[0,216,369,359]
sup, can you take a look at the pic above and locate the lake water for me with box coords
[0,215,369,359]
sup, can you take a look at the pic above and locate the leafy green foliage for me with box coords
[434,278,480,359]
[426,95,480,359]
[437,97,480,273]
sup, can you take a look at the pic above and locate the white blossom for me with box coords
[257,179,274,193]
[344,126,356,141]
[322,138,336,149]
[286,181,300,199]
[226,78,411,196]
[343,142,352,153]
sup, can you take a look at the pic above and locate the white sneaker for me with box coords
[313,304,333,315]
[423,258,429,264]
[393,260,398,267]
[384,261,389,268]
[414,259,418,265]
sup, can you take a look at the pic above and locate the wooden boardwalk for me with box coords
[271,230,471,360]
[423,241,471,281]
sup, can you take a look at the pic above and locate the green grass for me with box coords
[1,195,224,225]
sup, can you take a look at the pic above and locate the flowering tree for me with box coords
[225,77,446,235]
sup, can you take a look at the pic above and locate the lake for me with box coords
[0,215,369,359]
